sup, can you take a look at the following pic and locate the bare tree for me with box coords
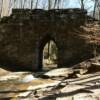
[31,0,33,9]
[57,0,62,9]
[92,0,98,18]
[78,0,85,9]
[8,0,14,16]
[35,0,39,9]
[53,0,62,9]
[91,0,100,19]
[79,0,92,10]
[13,0,16,8]
[22,0,26,9]
[97,1,100,20]
[0,0,3,18]
[81,0,85,9]
[20,0,23,8]
[54,0,58,9]
[48,0,51,9]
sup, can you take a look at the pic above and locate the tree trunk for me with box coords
[0,0,3,18]
[35,0,39,9]
[54,0,57,9]
[31,0,33,9]
[81,0,84,10]
[93,0,98,18]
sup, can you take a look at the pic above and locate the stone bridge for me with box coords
[0,8,95,71]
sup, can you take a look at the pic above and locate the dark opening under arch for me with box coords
[38,35,58,70]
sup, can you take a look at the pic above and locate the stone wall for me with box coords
[0,8,95,71]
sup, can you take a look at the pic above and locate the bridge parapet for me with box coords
[0,8,87,27]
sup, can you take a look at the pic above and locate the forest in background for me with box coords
[0,0,100,19]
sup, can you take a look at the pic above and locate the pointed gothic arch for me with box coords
[38,34,58,70]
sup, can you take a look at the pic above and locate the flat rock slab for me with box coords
[56,93,99,100]
[0,91,37,100]
[61,84,88,93]
[0,79,60,92]
[44,68,74,77]
[0,72,32,81]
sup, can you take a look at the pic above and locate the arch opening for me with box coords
[43,40,58,70]
[39,35,58,70]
